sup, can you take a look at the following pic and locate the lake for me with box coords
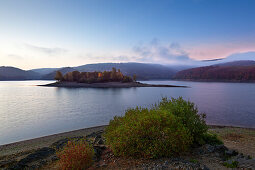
[0,80,255,145]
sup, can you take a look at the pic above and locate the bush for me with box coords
[156,97,208,145]
[57,140,94,170]
[105,97,213,158]
[201,132,223,145]
[105,107,193,158]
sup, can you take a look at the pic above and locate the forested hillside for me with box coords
[175,61,255,82]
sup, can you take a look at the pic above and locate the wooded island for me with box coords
[55,67,135,83]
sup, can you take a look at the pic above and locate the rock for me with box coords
[86,130,104,138]
[96,138,104,145]
[18,147,55,165]
[225,149,238,157]
[201,165,210,170]
[9,147,55,170]
[0,160,17,168]
[51,136,84,150]
[93,145,106,161]
[51,138,69,150]
[50,155,59,161]
[205,144,215,153]
[238,158,255,169]
[214,144,228,153]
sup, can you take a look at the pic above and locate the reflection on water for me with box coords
[0,80,255,145]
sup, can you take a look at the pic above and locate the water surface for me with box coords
[0,80,254,145]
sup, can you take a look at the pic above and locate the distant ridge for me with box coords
[215,60,255,66]
[175,60,255,82]
[0,66,40,80]
[41,67,75,80]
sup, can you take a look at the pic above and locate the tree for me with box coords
[72,71,80,82]
[55,71,63,82]
[133,74,137,82]
[111,67,117,80]
[64,72,73,81]
[122,76,133,82]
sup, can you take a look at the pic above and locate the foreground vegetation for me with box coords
[55,67,135,83]
[105,97,221,158]
[52,97,222,169]
[56,140,94,170]
[1,124,255,169]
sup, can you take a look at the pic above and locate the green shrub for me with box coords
[223,161,238,168]
[105,97,217,159]
[201,132,223,145]
[105,106,193,158]
[156,97,208,145]
[190,159,199,163]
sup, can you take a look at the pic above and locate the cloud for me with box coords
[77,53,132,62]
[8,54,23,60]
[74,39,195,65]
[25,44,68,55]
[132,39,193,64]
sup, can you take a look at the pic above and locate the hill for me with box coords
[175,60,255,82]
[75,63,176,80]
[41,67,75,80]
[215,60,255,67]
[30,68,58,75]
[0,66,40,80]
[40,63,177,80]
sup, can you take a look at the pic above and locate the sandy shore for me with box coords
[39,81,188,88]
[0,125,107,158]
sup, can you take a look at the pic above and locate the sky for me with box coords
[0,0,255,70]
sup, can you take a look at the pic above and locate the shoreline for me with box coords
[1,124,254,158]
[39,81,188,88]
[0,125,107,157]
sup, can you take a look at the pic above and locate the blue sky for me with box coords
[0,0,255,69]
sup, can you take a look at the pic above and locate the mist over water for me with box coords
[0,80,255,145]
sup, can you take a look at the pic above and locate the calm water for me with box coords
[0,80,255,145]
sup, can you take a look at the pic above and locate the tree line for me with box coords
[55,67,136,83]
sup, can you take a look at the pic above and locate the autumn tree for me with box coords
[55,71,63,82]
[72,71,80,82]
[64,72,73,81]
[133,74,137,82]
[122,76,133,82]
[111,67,117,80]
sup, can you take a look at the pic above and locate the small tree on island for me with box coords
[133,74,137,82]
[55,71,63,82]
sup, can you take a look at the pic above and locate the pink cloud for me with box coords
[187,42,255,60]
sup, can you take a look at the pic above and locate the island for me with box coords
[40,68,187,88]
